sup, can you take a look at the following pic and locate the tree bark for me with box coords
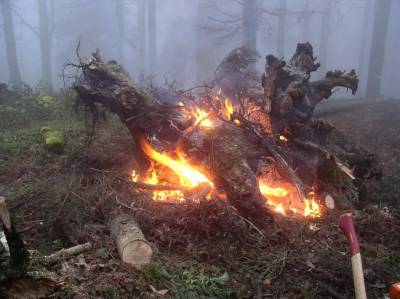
[37,0,53,91]
[110,214,153,268]
[366,0,392,98]
[0,0,23,86]
[277,0,287,57]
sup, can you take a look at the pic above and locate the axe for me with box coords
[339,213,367,299]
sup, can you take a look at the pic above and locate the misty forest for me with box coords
[0,0,400,298]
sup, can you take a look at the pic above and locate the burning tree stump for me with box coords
[72,42,379,222]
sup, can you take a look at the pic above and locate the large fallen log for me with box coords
[71,42,379,221]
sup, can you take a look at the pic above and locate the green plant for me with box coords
[51,239,63,251]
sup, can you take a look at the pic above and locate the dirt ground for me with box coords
[0,92,399,298]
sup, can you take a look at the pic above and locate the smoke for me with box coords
[0,0,399,97]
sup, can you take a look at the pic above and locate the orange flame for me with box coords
[224,99,234,120]
[192,107,213,128]
[258,179,321,218]
[275,203,286,215]
[139,137,213,189]
[279,135,288,142]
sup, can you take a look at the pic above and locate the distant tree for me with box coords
[357,0,372,96]
[277,0,287,57]
[201,0,316,57]
[301,0,311,42]
[196,0,217,82]
[366,0,392,98]
[0,0,22,86]
[136,0,147,74]
[115,0,124,64]
[318,0,332,76]
[37,0,53,91]
[242,0,258,52]
[147,0,157,75]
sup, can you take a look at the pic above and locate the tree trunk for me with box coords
[317,1,332,76]
[357,0,372,97]
[115,0,124,64]
[366,0,392,98]
[37,0,53,91]
[195,0,213,83]
[137,0,147,75]
[110,214,153,268]
[302,0,311,42]
[277,0,287,57]
[147,0,157,75]
[242,0,258,70]
[0,0,23,86]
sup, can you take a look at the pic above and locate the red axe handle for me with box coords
[339,213,367,299]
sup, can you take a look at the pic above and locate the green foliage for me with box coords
[51,239,63,251]
[142,262,233,298]
[0,88,73,130]
[36,94,54,108]
[99,288,122,299]
[42,129,65,154]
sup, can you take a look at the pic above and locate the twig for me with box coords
[44,242,92,266]
[232,211,266,240]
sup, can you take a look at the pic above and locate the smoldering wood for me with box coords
[110,214,153,267]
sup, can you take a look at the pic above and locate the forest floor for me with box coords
[0,89,399,299]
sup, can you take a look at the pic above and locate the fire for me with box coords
[275,203,286,215]
[224,99,234,120]
[258,179,321,218]
[279,135,288,142]
[139,137,213,189]
[259,182,289,197]
[304,192,321,217]
[191,107,214,128]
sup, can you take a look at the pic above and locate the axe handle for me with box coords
[351,253,367,299]
[339,213,367,299]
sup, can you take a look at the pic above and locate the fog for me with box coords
[1,0,399,98]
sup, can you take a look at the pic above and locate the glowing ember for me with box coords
[279,135,288,142]
[192,107,214,128]
[258,179,321,218]
[304,192,321,217]
[275,203,286,215]
[259,180,289,197]
[139,137,213,189]
[224,99,234,120]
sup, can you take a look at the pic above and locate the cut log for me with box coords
[110,214,152,268]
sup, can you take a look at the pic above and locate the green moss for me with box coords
[42,129,65,154]
[36,94,54,108]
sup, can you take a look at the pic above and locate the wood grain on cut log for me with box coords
[110,214,152,267]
